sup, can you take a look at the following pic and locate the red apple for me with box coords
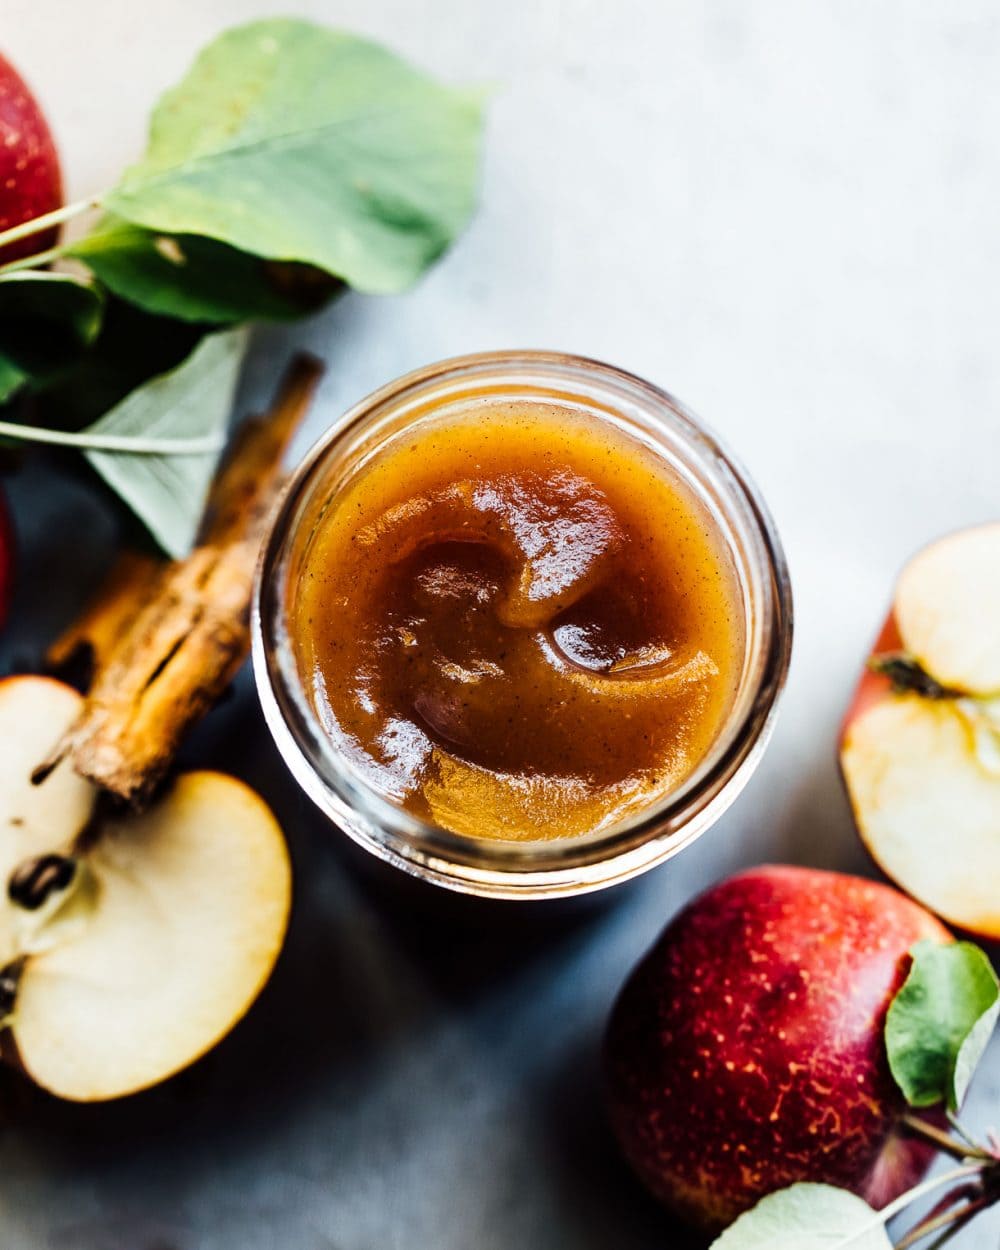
[840,523,1000,939]
[604,865,949,1234]
[0,52,62,263]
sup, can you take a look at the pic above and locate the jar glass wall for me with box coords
[253,352,792,898]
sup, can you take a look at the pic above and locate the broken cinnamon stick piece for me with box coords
[36,353,323,805]
[45,551,164,690]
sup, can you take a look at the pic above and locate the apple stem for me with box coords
[901,1113,995,1162]
[876,1163,985,1229]
[0,419,226,456]
[922,1210,983,1250]
[0,245,68,275]
[946,1111,993,1155]
[0,197,102,252]
[920,1182,982,1225]
[894,1193,990,1249]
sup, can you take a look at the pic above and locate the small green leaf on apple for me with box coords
[886,939,1000,1111]
[709,1182,890,1249]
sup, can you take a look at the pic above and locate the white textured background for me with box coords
[2,2,999,1247]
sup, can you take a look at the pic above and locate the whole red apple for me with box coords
[604,865,950,1234]
[0,52,62,263]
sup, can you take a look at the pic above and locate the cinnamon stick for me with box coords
[45,551,164,689]
[36,353,323,805]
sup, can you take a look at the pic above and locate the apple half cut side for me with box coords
[0,675,291,1101]
[841,523,1000,940]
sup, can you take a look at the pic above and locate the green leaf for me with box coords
[71,217,340,324]
[0,270,105,377]
[82,330,245,557]
[30,297,203,432]
[886,940,1000,1110]
[710,1184,890,1250]
[104,19,484,294]
[0,354,27,405]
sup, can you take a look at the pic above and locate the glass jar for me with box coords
[252,351,792,899]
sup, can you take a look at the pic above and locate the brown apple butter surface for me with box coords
[293,401,743,840]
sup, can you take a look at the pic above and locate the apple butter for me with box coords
[293,400,743,840]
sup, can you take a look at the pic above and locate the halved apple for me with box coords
[840,523,1000,939]
[0,675,291,1100]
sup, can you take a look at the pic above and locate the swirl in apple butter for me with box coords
[294,401,743,840]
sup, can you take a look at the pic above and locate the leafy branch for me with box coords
[0,18,484,554]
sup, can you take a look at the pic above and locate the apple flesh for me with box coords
[893,523,1000,695]
[0,675,291,1100]
[604,865,949,1234]
[0,53,62,264]
[841,523,1000,939]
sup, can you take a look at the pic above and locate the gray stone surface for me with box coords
[1,1,999,1245]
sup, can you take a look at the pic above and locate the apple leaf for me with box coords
[0,270,104,379]
[0,355,27,405]
[83,330,245,557]
[71,217,340,324]
[886,940,1000,1110]
[104,20,484,294]
[709,1183,890,1249]
[30,298,204,433]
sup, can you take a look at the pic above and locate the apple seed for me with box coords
[8,854,77,911]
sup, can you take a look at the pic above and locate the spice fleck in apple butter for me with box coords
[294,401,743,839]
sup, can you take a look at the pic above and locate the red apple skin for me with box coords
[604,865,950,1234]
[839,611,1000,941]
[0,53,62,264]
[839,610,915,910]
[840,611,903,741]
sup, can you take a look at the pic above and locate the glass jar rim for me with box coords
[252,350,793,897]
